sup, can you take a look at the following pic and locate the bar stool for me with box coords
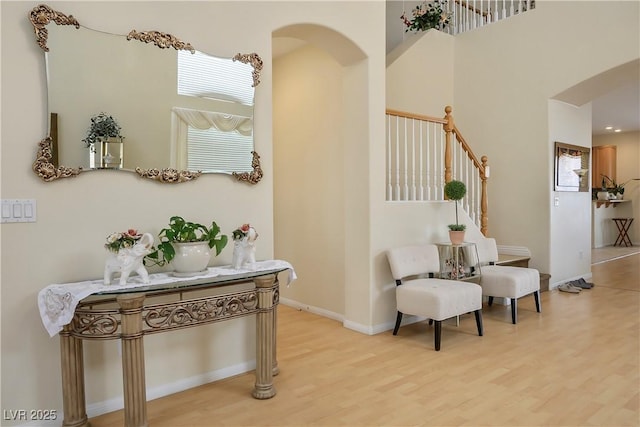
[612,218,634,247]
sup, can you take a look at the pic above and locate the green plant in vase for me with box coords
[146,216,228,274]
[601,175,640,200]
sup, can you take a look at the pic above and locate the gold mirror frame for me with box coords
[29,4,264,184]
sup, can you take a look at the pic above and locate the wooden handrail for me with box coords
[385,109,447,124]
[442,106,489,236]
[451,128,485,175]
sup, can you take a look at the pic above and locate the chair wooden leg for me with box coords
[487,296,494,306]
[511,298,517,324]
[434,320,442,351]
[474,310,483,336]
[393,312,403,335]
[534,291,541,313]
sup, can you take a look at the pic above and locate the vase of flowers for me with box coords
[401,0,452,33]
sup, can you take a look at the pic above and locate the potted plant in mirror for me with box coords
[82,112,124,153]
[444,180,467,245]
[146,216,228,276]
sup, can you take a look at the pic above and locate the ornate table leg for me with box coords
[272,281,280,376]
[117,294,148,427]
[252,275,276,399]
[60,326,89,427]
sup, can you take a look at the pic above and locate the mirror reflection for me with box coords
[31,4,263,183]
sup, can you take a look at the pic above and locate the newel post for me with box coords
[481,155,489,236]
[443,106,454,185]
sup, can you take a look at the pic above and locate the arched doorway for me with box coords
[272,24,368,323]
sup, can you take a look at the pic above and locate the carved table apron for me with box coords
[58,270,283,427]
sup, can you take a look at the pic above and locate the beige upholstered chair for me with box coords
[476,238,541,324]
[386,244,484,351]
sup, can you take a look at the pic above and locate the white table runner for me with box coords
[38,260,296,337]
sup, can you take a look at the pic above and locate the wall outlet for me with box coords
[554,197,559,207]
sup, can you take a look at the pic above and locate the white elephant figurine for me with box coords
[232,225,258,270]
[104,233,154,285]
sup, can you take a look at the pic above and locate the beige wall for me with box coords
[548,100,593,282]
[451,1,639,280]
[593,131,640,242]
[386,29,455,116]
[273,44,346,318]
[1,0,385,420]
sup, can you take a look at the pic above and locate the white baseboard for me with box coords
[280,298,421,336]
[279,297,344,323]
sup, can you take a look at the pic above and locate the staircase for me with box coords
[385,1,537,235]
[385,106,489,236]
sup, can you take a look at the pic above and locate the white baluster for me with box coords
[387,115,392,200]
[394,117,400,200]
[418,121,424,200]
[410,119,416,201]
[402,119,408,200]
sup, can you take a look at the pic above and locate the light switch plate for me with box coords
[1,199,37,223]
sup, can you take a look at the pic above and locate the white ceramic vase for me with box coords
[171,241,211,275]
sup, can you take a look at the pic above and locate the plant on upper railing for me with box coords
[444,180,467,232]
[401,0,452,33]
[82,112,123,148]
[146,216,228,266]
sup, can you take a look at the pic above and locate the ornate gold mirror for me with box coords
[30,4,263,184]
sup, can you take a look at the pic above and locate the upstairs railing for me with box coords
[444,0,535,35]
[385,106,490,235]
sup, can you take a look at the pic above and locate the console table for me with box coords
[37,261,294,427]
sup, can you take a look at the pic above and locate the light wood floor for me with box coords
[592,244,640,265]
[90,255,640,427]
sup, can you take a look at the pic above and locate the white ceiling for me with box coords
[591,81,640,135]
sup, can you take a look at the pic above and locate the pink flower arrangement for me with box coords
[401,0,452,33]
[105,229,142,253]
[232,224,252,241]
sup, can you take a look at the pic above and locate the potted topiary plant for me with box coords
[444,180,467,244]
[146,216,228,276]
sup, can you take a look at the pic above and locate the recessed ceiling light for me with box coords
[605,126,613,130]
[614,129,622,132]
